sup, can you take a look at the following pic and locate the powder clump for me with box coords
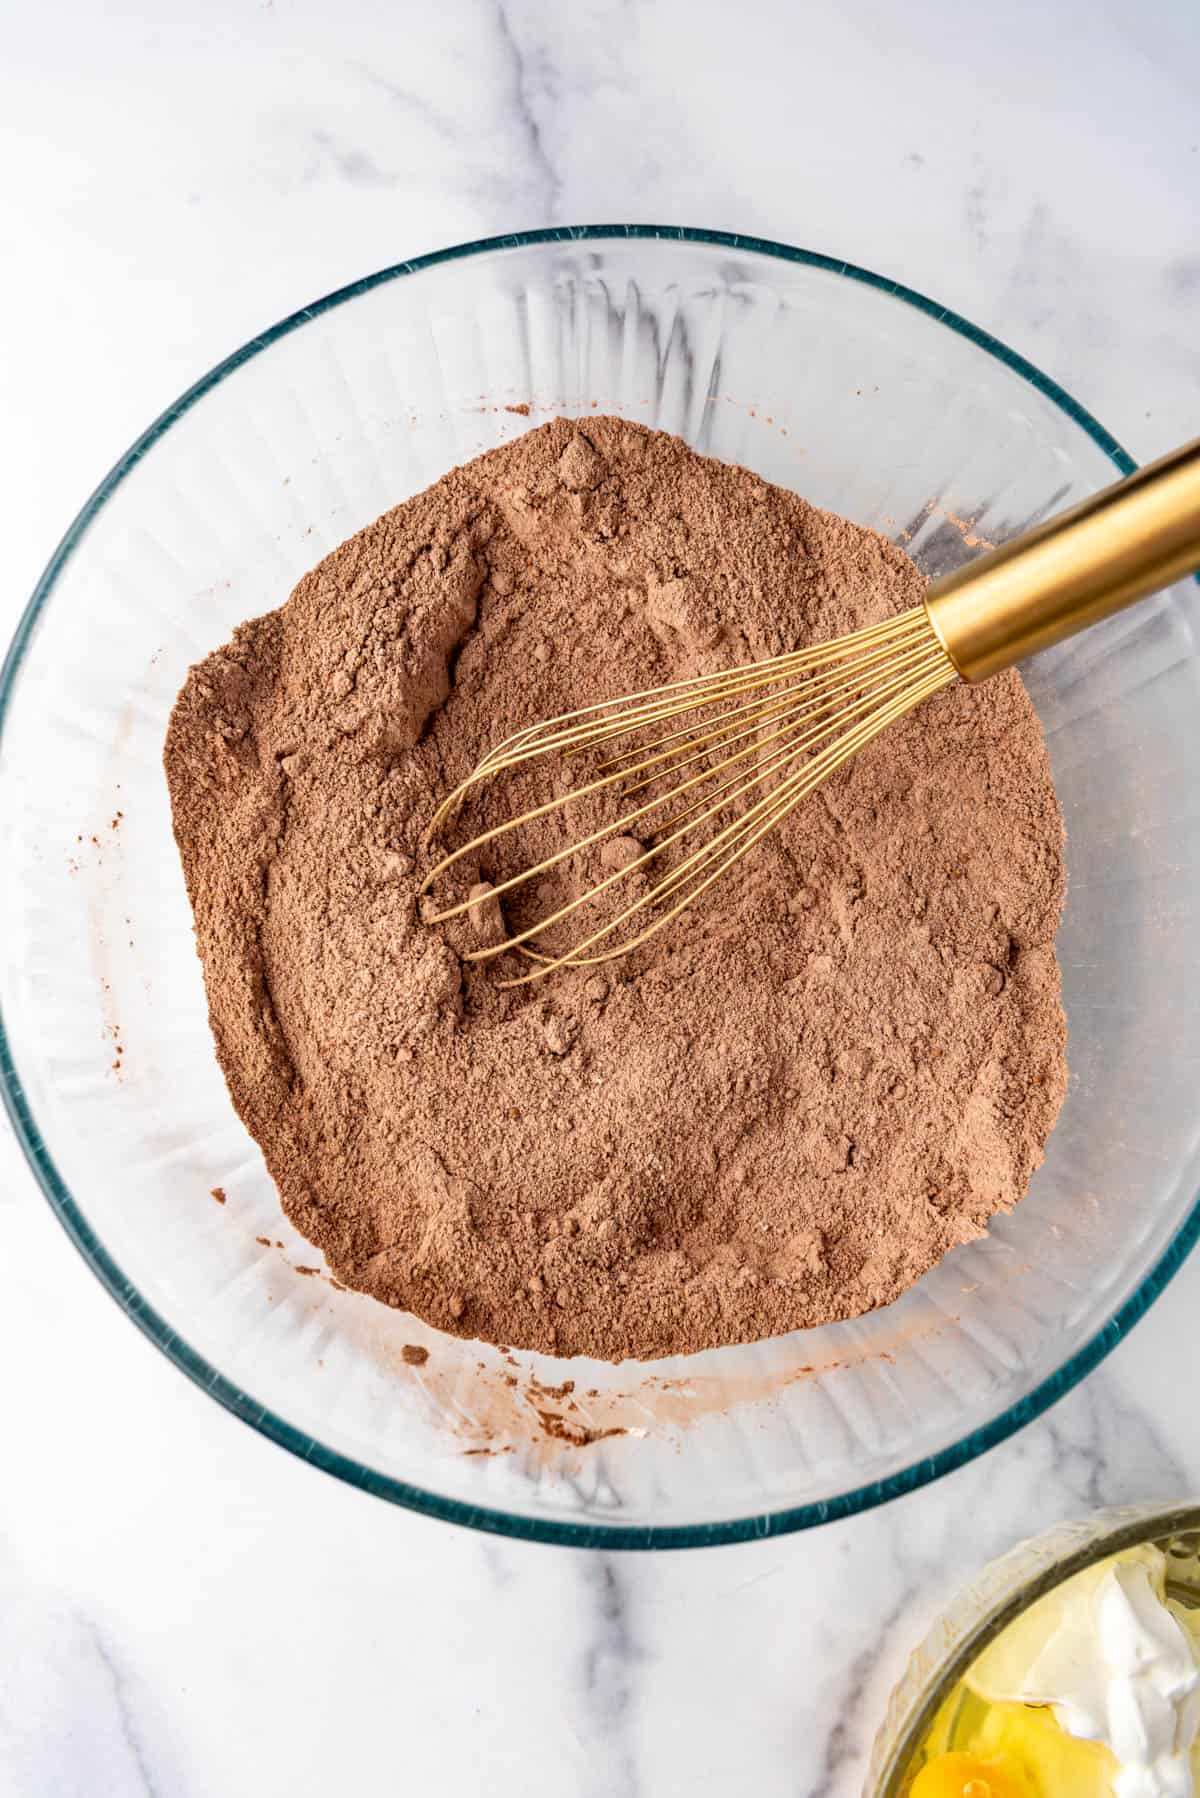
[165,418,1066,1360]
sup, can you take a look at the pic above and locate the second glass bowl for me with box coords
[868,1500,1200,1796]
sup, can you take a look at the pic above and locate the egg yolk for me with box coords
[910,1750,1032,1798]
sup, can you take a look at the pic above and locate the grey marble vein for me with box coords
[494,1,562,223]
[810,1571,917,1798]
[478,1538,519,1588]
[345,62,465,144]
[0,1587,168,1798]
[309,129,397,190]
[964,154,987,254]
[90,1626,162,1798]
[578,1558,640,1798]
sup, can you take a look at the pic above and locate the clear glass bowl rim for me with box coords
[1,223,1196,1550]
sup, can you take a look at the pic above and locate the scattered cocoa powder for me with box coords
[164,418,1066,1360]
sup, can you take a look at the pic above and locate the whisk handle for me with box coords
[924,436,1200,682]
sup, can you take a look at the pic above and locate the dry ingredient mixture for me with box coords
[165,417,1067,1360]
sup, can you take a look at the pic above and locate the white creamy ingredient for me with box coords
[1023,1560,1200,1798]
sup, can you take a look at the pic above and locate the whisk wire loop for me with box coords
[422,604,958,984]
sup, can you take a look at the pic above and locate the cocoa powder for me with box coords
[165,418,1067,1360]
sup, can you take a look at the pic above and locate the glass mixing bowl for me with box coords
[2,227,1198,1547]
[867,1500,1200,1796]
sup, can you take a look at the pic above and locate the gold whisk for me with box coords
[423,438,1200,986]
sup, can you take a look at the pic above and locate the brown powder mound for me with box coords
[165,418,1067,1360]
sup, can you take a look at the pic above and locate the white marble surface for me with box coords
[2,2,1199,1792]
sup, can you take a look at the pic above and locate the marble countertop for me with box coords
[2,2,1198,1792]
